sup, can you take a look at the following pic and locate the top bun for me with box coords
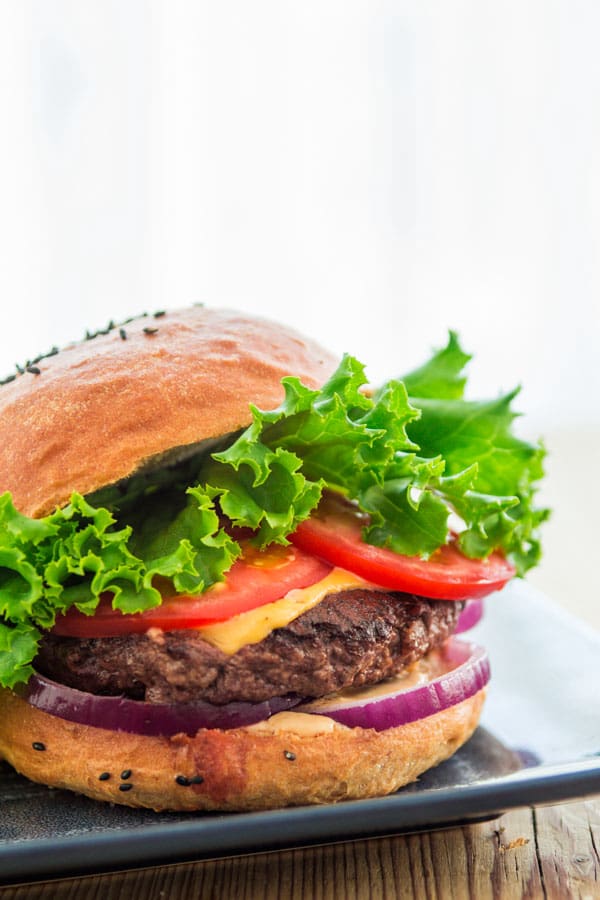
[0,307,338,518]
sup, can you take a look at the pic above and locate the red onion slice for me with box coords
[18,673,302,736]
[455,598,484,634]
[296,639,490,732]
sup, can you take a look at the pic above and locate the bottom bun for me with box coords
[0,688,485,811]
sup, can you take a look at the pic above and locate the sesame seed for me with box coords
[284,750,296,761]
[32,741,46,752]
[190,775,204,785]
[98,772,111,781]
[143,326,159,336]
[26,366,41,375]
[153,310,166,318]
[120,769,132,780]
[119,783,134,792]
[175,775,190,787]
[119,328,127,340]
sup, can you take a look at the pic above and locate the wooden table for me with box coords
[0,797,597,898]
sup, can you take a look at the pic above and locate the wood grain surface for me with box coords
[1,797,598,899]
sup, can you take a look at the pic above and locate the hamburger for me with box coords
[0,307,547,811]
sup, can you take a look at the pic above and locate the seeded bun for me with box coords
[0,688,485,811]
[0,307,337,519]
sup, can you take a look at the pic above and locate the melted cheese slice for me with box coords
[195,567,373,655]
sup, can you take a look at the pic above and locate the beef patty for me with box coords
[36,590,462,706]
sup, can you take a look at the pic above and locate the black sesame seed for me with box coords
[0,374,16,385]
[98,772,111,781]
[153,310,166,318]
[32,741,46,751]
[120,769,132,780]
[15,364,24,374]
[190,775,204,785]
[143,326,159,336]
[119,783,134,792]
[284,750,296,761]
[175,775,191,787]
[26,365,41,375]
[119,328,127,340]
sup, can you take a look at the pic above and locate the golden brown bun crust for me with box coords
[0,308,338,518]
[0,688,485,811]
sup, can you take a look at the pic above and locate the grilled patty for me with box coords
[36,590,462,705]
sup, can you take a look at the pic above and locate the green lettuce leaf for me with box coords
[208,355,420,524]
[404,391,548,570]
[0,621,40,688]
[400,330,471,399]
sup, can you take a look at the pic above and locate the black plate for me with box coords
[1,582,599,884]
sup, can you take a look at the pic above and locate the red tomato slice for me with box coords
[290,496,515,601]
[52,544,332,638]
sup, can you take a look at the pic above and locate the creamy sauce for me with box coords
[246,710,340,736]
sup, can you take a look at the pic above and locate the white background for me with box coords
[0,2,598,623]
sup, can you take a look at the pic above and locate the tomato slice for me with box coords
[290,495,515,601]
[52,544,333,638]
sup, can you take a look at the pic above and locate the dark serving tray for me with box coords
[1,581,599,884]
